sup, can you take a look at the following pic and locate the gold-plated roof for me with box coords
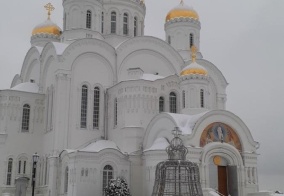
[166,1,199,22]
[32,3,61,36]
[180,46,207,76]
[32,22,61,36]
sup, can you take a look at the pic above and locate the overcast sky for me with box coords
[0,0,284,192]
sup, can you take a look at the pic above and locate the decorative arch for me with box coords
[20,47,41,81]
[200,122,242,152]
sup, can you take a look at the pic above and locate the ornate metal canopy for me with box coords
[152,127,203,196]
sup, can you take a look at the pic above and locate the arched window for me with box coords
[159,97,164,113]
[134,17,138,36]
[123,13,129,35]
[182,90,186,108]
[93,87,100,129]
[17,157,27,174]
[103,165,113,191]
[7,158,13,185]
[86,10,92,29]
[190,33,194,48]
[168,36,171,44]
[114,98,118,126]
[200,89,204,108]
[22,104,30,132]
[169,92,177,113]
[111,12,116,34]
[64,167,68,193]
[80,85,88,128]
[101,12,104,33]
[63,12,67,30]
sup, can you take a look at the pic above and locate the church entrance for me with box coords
[209,156,238,196]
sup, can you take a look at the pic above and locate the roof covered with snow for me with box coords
[144,137,169,152]
[10,82,39,93]
[79,140,121,153]
[167,112,208,135]
[140,73,165,81]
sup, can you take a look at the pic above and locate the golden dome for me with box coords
[180,62,208,76]
[166,2,199,22]
[180,45,207,77]
[32,19,61,36]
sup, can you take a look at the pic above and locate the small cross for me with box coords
[44,3,55,20]
[172,127,182,138]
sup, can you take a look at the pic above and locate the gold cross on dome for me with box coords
[44,3,55,20]
[172,127,182,138]
[190,45,197,62]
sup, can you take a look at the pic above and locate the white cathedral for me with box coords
[0,0,262,196]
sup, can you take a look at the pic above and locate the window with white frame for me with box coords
[86,10,92,29]
[7,158,13,185]
[103,165,113,191]
[123,13,129,35]
[169,92,177,113]
[101,12,104,33]
[17,158,27,175]
[159,96,164,113]
[134,17,137,36]
[22,104,30,132]
[93,87,100,129]
[190,33,194,48]
[80,85,88,128]
[64,167,69,193]
[182,90,186,108]
[200,89,204,108]
[111,12,116,34]
[114,98,118,126]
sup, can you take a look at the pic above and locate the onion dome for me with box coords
[32,19,61,36]
[166,0,199,22]
[180,45,207,76]
[32,3,61,37]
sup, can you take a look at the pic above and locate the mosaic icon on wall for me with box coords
[200,122,242,151]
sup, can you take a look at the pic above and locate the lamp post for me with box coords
[32,152,39,196]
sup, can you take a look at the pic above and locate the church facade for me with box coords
[0,0,260,196]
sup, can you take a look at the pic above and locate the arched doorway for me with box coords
[208,156,238,196]
[201,142,243,196]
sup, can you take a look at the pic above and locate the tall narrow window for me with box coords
[23,161,26,174]
[123,13,129,35]
[7,158,13,185]
[101,12,104,33]
[200,89,204,108]
[93,87,100,129]
[159,97,164,113]
[18,160,21,174]
[86,10,92,29]
[169,92,177,113]
[182,90,186,108]
[190,33,194,48]
[134,17,137,36]
[64,12,67,30]
[103,165,113,191]
[64,167,69,193]
[111,12,116,34]
[80,85,88,128]
[168,36,171,44]
[114,98,118,126]
[22,104,30,132]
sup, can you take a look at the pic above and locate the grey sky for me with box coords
[0,0,284,191]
